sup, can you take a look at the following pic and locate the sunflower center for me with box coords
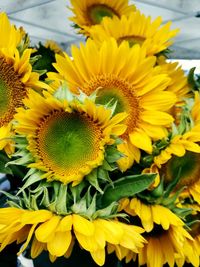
[0,57,25,127]
[83,74,141,136]
[36,110,103,179]
[87,4,118,25]
[118,35,146,47]
[164,151,200,188]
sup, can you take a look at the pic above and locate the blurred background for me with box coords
[0,0,200,72]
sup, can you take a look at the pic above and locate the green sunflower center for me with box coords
[0,57,25,127]
[164,151,200,187]
[97,87,127,115]
[36,110,103,179]
[84,75,141,136]
[118,35,146,47]
[88,4,118,24]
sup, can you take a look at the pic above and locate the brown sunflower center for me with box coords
[87,4,119,25]
[118,35,146,47]
[0,57,25,127]
[35,110,103,179]
[164,151,200,188]
[83,74,141,138]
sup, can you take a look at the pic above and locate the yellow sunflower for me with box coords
[0,12,48,154]
[154,125,200,168]
[69,0,136,34]
[14,89,127,185]
[87,10,179,55]
[154,92,200,168]
[48,38,176,171]
[0,207,145,266]
[118,197,195,267]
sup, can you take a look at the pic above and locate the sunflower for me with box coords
[0,12,48,154]
[0,207,145,266]
[154,125,200,168]
[154,92,200,168]
[87,10,179,55]
[69,0,136,34]
[14,89,127,185]
[48,38,176,171]
[118,197,195,267]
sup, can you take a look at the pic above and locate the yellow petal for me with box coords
[90,249,105,266]
[72,214,94,236]
[96,219,124,244]
[129,130,152,153]
[142,110,174,125]
[21,210,53,224]
[35,215,61,242]
[57,215,72,232]
[31,237,46,258]
[47,231,72,257]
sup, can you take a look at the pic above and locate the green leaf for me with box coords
[100,173,156,207]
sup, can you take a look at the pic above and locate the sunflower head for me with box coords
[69,0,136,34]
[0,13,49,154]
[14,87,127,185]
[48,38,176,171]
[86,11,179,55]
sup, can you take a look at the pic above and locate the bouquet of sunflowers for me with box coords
[0,0,200,266]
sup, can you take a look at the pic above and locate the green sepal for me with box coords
[40,187,51,207]
[163,168,182,199]
[54,84,74,102]
[188,67,198,90]
[55,184,68,214]
[29,55,42,65]
[6,153,33,166]
[0,151,12,174]
[86,169,104,194]
[70,181,87,203]
[150,178,164,198]
[162,186,186,207]
[17,33,30,56]
[102,159,115,171]
[171,207,193,219]
[99,173,156,207]
[105,146,124,163]
[97,168,112,184]
[33,69,47,76]
[93,202,118,219]
[17,171,42,195]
